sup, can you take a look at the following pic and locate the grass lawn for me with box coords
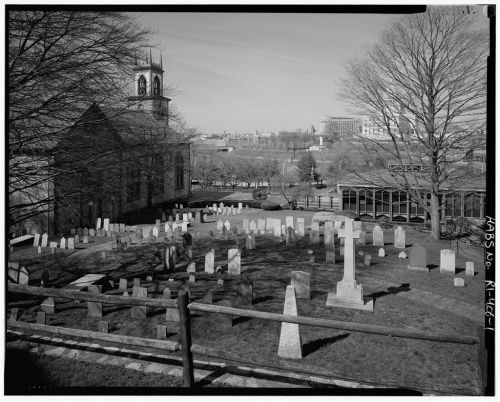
[7,208,485,394]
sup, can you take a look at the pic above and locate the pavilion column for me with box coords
[389,190,393,221]
[460,193,465,218]
[355,190,360,216]
[372,189,376,218]
[406,191,411,223]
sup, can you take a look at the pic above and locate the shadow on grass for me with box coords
[367,284,411,300]
[428,264,439,271]
[253,295,273,304]
[302,333,350,357]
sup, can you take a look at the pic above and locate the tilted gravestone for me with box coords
[33,233,40,247]
[228,249,241,275]
[408,243,428,271]
[277,285,302,359]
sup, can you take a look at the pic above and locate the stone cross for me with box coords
[337,218,360,283]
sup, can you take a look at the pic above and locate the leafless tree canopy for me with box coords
[339,6,488,239]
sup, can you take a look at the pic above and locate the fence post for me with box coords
[178,289,194,387]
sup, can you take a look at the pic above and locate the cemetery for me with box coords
[6,203,486,394]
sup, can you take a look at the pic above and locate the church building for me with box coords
[53,52,191,234]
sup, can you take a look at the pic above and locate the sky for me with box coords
[136,9,486,134]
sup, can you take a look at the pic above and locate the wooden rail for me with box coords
[190,343,480,396]
[189,302,479,345]
[8,283,177,308]
[8,320,180,352]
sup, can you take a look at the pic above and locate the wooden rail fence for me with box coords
[7,283,484,394]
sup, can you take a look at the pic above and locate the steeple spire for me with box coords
[160,51,163,69]
[149,47,153,66]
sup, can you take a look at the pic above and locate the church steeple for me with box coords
[128,49,170,121]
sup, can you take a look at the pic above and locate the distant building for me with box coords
[321,116,362,137]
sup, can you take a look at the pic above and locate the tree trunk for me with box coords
[146,176,153,209]
[430,193,441,240]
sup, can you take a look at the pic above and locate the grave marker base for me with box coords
[408,265,430,272]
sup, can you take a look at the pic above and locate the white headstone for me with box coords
[41,233,48,248]
[96,218,102,230]
[465,262,475,277]
[440,249,456,274]
[224,220,231,231]
[205,249,215,273]
[33,233,40,247]
[285,216,294,230]
[378,248,385,257]
[277,285,302,359]
[296,218,305,237]
[311,221,319,232]
[249,220,257,234]
[398,251,407,259]
[257,219,266,233]
[228,249,241,275]
[217,220,223,233]
[273,222,281,237]
[181,222,188,233]
[243,219,250,233]
[183,213,188,222]
[152,226,159,238]
[394,226,406,249]
[324,230,335,251]
[103,218,110,231]
[454,278,465,287]
[187,262,196,273]
[60,237,66,249]
[372,225,384,246]
[67,238,75,249]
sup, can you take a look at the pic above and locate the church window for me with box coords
[138,75,147,96]
[153,76,161,95]
[175,153,184,190]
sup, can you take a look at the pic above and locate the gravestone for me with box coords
[119,223,125,232]
[277,285,302,359]
[9,308,19,321]
[164,288,179,323]
[378,248,385,257]
[60,237,66,249]
[408,244,428,271]
[189,274,195,283]
[49,242,57,253]
[183,213,188,222]
[257,219,266,233]
[364,254,372,266]
[103,218,110,231]
[249,220,257,234]
[398,251,407,259]
[440,249,456,274]
[326,250,336,263]
[152,226,159,238]
[243,219,250,234]
[246,236,255,250]
[309,230,320,244]
[131,286,147,319]
[83,227,89,236]
[98,321,109,333]
[326,218,373,311]
[37,311,46,325]
[273,222,281,237]
[119,278,127,291]
[164,246,177,271]
[187,262,196,273]
[394,227,406,249]
[296,218,305,237]
[82,236,88,244]
[96,218,102,230]
[286,227,296,247]
[466,262,475,277]
[235,276,253,306]
[65,237,74,250]
[291,271,310,299]
[37,246,42,254]
[41,297,55,314]
[454,278,465,287]
[157,325,167,339]
[89,228,95,236]
[372,225,384,246]
[41,233,48,247]
[74,234,80,244]
[228,249,241,275]
[357,231,366,246]
[221,225,227,238]
[324,230,335,250]
[311,221,320,232]
[286,216,294,229]
[325,221,334,232]
[33,233,40,247]
[175,213,180,222]
[224,220,231,231]
[70,228,76,236]
[87,285,103,318]
[217,220,223,233]
[205,249,215,273]
[181,222,188,233]
[77,227,83,236]
[18,266,29,285]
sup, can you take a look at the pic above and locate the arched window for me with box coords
[138,75,146,96]
[175,154,184,189]
[153,76,161,95]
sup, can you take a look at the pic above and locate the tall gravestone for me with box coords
[408,243,428,271]
[324,230,335,251]
[277,285,302,359]
[131,286,148,319]
[394,227,406,249]
[372,225,384,246]
[87,285,103,318]
[41,233,48,247]
[243,219,250,234]
[249,220,257,234]
[296,218,305,237]
[326,218,373,311]
[257,219,266,234]
[286,227,296,247]
[33,233,40,247]
[285,216,294,230]
[440,249,456,274]
[205,249,215,273]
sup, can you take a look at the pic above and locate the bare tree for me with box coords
[192,152,219,190]
[339,6,487,239]
[8,11,153,229]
